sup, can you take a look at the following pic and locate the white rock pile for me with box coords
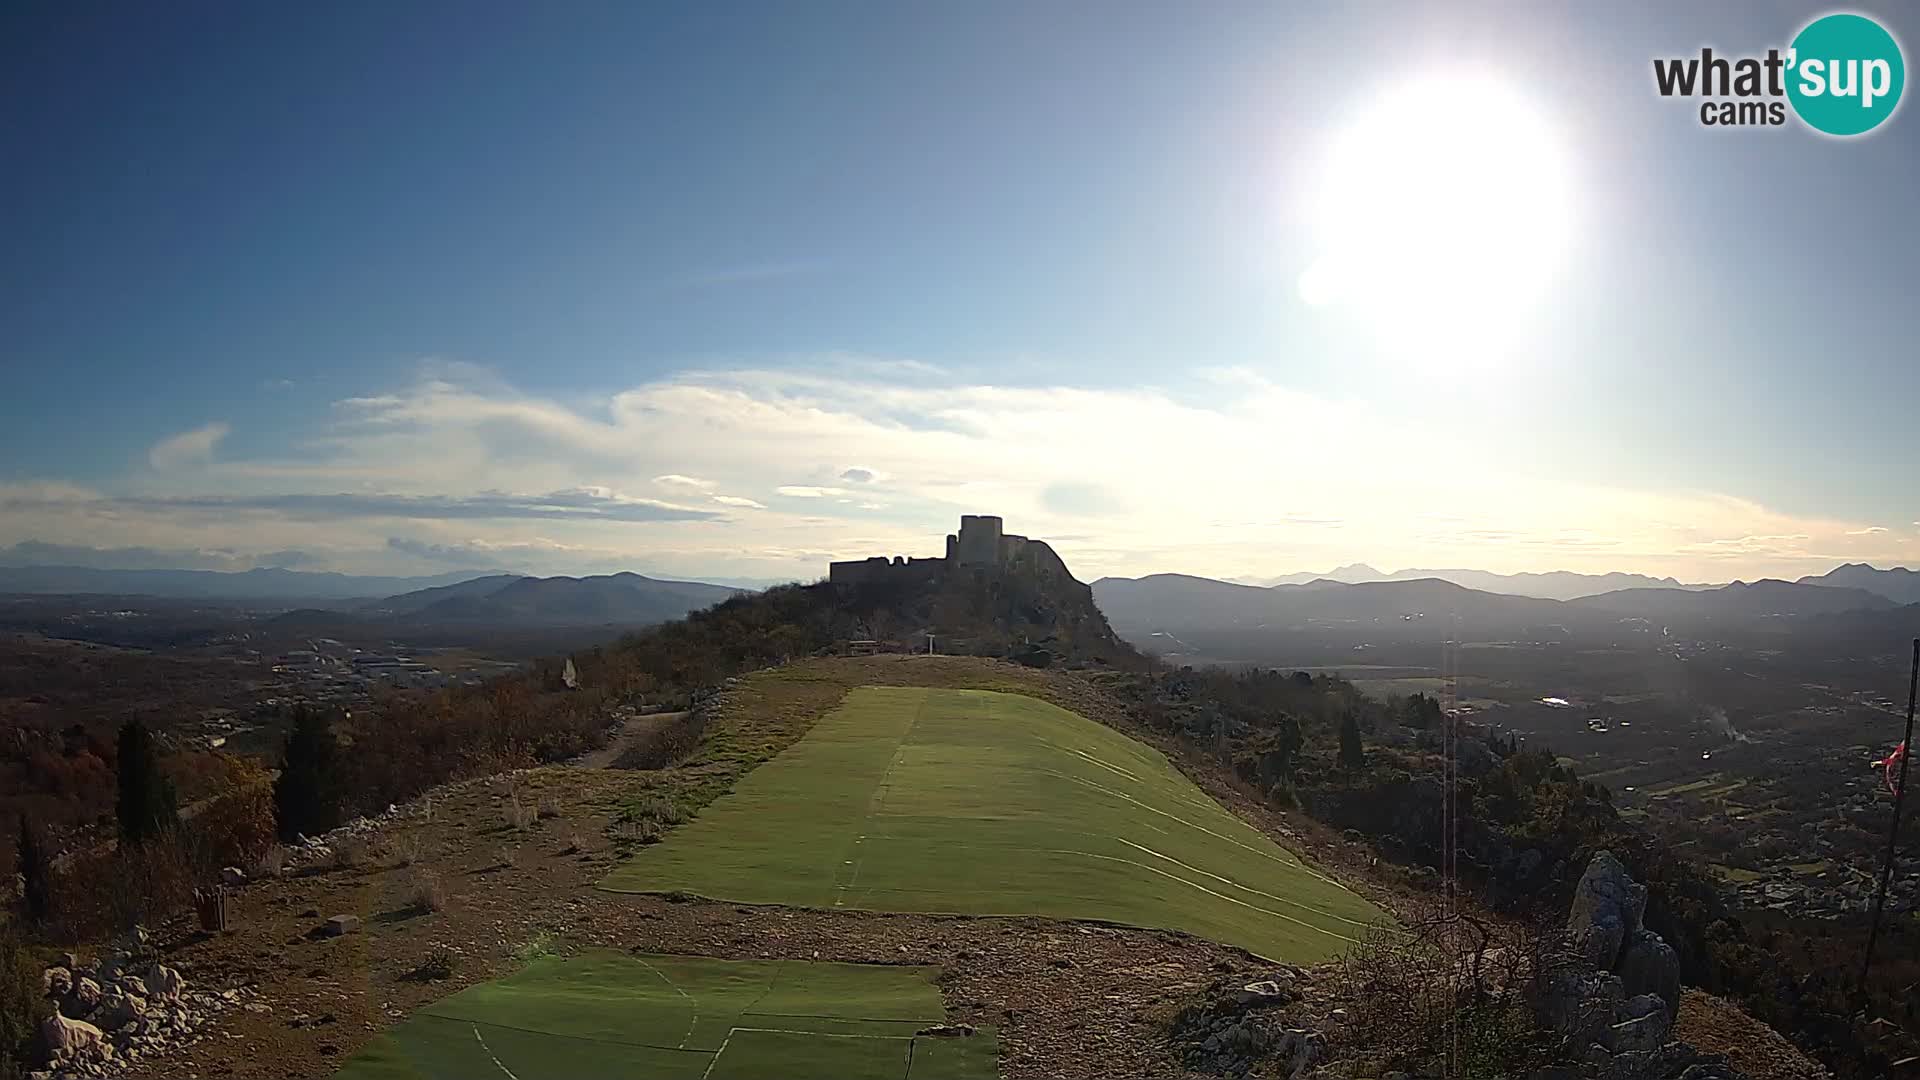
[30,929,259,1080]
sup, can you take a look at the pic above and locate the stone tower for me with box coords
[954,514,1004,567]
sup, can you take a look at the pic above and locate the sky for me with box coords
[3,1,1919,586]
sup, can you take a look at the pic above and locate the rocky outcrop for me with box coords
[33,928,259,1079]
[1169,968,1330,1080]
[1532,851,1747,1080]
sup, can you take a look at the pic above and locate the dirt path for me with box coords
[571,710,685,769]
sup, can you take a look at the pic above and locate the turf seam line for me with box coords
[471,1024,523,1080]
[739,1011,941,1023]
[1036,847,1361,944]
[835,690,929,908]
[1113,837,1379,928]
[417,1012,710,1055]
[1045,769,1352,889]
[632,955,701,1049]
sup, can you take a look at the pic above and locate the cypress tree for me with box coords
[116,721,180,847]
[274,707,344,841]
[1338,711,1365,770]
[16,814,52,925]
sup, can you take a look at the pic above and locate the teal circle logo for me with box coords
[1787,13,1905,136]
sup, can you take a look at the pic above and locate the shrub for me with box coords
[511,930,556,962]
[412,946,458,982]
[254,843,287,879]
[191,780,277,874]
[332,838,368,871]
[408,869,446,914]
[495,845,517,869]
[1,922,49,1080]
[536,796,560,820]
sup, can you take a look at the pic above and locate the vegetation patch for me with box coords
[605,686,1389,962]
[333,949,996,1080]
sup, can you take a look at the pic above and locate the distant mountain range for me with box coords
[353,572,739,625]
[1092,572,1905,644]
[1796,563,1920,606]
[1241,564,1710,601]
[0,564,504,601]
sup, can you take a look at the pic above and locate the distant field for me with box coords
[603,686,1388,962]
[335,950,996,1080]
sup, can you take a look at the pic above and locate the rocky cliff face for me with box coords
[1529,851,1743,1080]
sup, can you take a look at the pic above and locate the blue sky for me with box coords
[3,1,1918,583]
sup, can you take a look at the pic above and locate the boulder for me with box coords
[144,964,186,1002]
[1615,931,1680,1024]
[41,1012,106,1056]
[95,989,148,1031]
[42,966,71,999]
[1567,851,1646,970]
[220,865,247,887]
[64,976,102,1019]
[324,914,361,937]
[1604,994,1671,1054]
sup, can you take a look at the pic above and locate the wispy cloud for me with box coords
[654,474,715,491]
[148,422,229,469]
[680,259,830,287]
[3,486,719,524]
[8,361,1916,581]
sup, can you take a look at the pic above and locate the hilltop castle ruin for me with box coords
[828,514,1074,587]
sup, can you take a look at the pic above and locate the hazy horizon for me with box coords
[6,3,1918,584]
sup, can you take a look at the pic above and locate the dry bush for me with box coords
[502,793,535,832]
[332,837,369,870]
[536,796,561,820]
[1334,912,1556,1078]
[187,775,277,874]
[408,869,447,914]
[254,843,287,879]
[390,835,423,868]
[412,945,458,981]
[495,845,517,869]
[49,835,197,943]
[562,831,585,855]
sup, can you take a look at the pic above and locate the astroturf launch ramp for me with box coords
[602,686,1387,961]
[334,950,997,1080]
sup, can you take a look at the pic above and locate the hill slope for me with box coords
[1569,578,1894,618]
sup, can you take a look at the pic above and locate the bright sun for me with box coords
[1299,71,1575,368]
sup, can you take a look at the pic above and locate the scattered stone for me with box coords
[324,914,362,937]
[915,1023,977,1037]
[220,865,248,887]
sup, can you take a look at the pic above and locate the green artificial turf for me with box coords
[334,950,995,1080]
[602,686,1389,961]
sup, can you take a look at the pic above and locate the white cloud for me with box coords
[1846,526,1890,535]
[148,422,230,470]
[654,474,716,490]
[8,362,1917,581]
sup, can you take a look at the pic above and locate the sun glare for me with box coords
[1300,71,1576,369]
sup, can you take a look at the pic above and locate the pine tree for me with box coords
[274,707,344,841]
[15,815,52,925]
[1338,711,1365,770]
[116,721,180,847]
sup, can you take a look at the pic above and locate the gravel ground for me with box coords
[116,766,1257,1080]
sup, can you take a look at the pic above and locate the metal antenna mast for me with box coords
[1861,637,1919,993]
